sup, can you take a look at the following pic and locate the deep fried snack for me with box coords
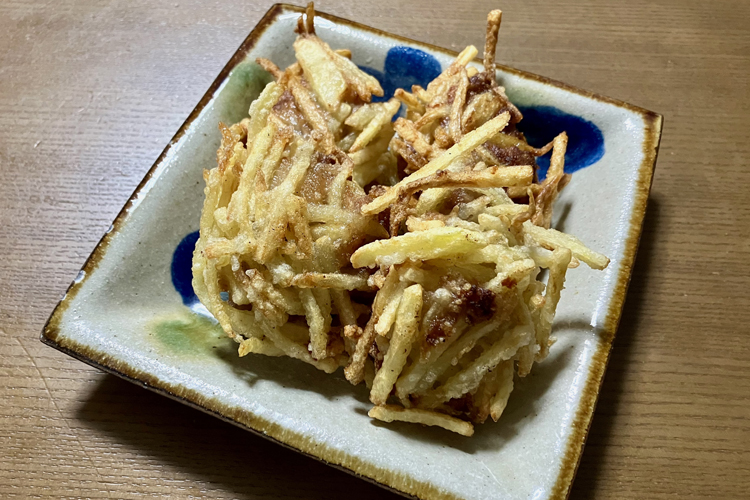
[193,4,609,436]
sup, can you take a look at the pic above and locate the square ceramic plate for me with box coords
[42,4,662,500]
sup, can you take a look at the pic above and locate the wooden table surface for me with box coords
[2,0,749,498]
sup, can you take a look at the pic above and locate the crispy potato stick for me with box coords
[489,359,514,421]
[193,256,235,338]
[254,140,314,263]
[345,104,380,129]
[469,368,498,422]
[483,10,503,74]
[288,77,334,150]
[331,50,383,102]
[293,36,347,112]
[227,121,274,225]
[455,45,479,67]
[546,132,567,180]
[413,106,449,130]
[345,266,400,383]
[412,187,452,215]
[239,337,285,357]
[406,217,445,232]
[257,320,338,373]
[345,317,377,384]
[299,287,328,360]
[397,165,533,200]
[361,112,510,215]
[349,133,391,165]
[304,2,315,34]
[410,320,503,396]
[247,82,283,137]
[287,195,313,257]
[353,152,392,187]
[532,132,568,228]
[203,236,250,261]
[351,227,489,269]
[476,214,507,233]
[536,247,571,360]
[486,204,530,217]
[522,220,609,270]
[370,285,423,405]
[447,245,512,267]
[528,293,545,347]
[260,124,292,185]
[242,269,305,317]
[420,325,532,408]
[226,305,336,372]
[331,289,358,326]
[395,335,456,402]
[485,258,537,292]
[306,204,386,239]
[256,57,283,80]
[368,405,474,437]
[489,131,550,154]
[432,45,478,86]
[394,88,424,113]
[291,272,369,290]
[449,69,469,141]
[527,245,578,270]
[393,117,433,158]
[515,343,538,378]
[350,99,401,153]
[374,283,407,336]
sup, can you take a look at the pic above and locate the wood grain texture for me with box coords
[1,0,749,498]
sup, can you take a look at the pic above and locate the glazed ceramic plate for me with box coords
[42,4,661,500]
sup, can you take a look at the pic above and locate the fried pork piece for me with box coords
[193,3,609,436]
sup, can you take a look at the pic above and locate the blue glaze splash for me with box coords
[171,231,200,307]
[359,46,442,104]
[171,231,226,318]
[517,106,605,180]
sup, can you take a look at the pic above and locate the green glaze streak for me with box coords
[220,61,275,125]
[151,314,226,356]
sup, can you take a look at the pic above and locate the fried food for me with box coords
[192,3,609,436]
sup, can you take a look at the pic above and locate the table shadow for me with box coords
[76,374,401,500]
[568,196,660,498]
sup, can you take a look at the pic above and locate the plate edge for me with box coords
[550,113,663,500]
